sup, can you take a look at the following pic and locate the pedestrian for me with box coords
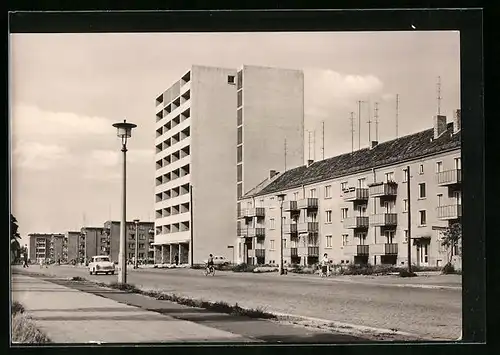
[321,253,329,277]
[174,254,179,265]
[23,249,29,268]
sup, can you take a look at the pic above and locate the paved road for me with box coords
[13,266,461,340]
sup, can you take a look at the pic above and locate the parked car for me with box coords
[203,256,229,266]
[88,255,115,275]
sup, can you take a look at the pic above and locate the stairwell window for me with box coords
[341,208,349,221]
[326,235,332,248]
[403,199,408,213]
[419,210,427,226]
[419,164,424,174]
[403,168,409,182]
[270,240,275,250]
[270,218,276,229]
[404,230,409,243]
[325,210,332,223]
[342,234,349,246]
[418,183,426,199]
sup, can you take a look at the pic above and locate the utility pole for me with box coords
[396,94,399,138]
[407,166,412,273]
[437,76,442,115]
[349,112,355,153]
[374,102,379,141]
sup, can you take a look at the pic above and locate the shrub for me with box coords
[12,301,25,315]
[191,264,205,270]
[108,282,140,293]
[399,270,418,278]
[231,263,256,273]
[441,263,456,275]
[11,314,51,344]
[70,276,86,282]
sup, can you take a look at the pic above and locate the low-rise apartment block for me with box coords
[103,221,154,263]
[28,233,65,262]
[237,112,461,268]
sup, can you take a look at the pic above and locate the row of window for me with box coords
[156,164,190,186]
[156,107,191,135]
[155,72,190,108]
[155,183,190,202]
[155,146,190,171]
[155,202,190,218]
[155,127,191,154]
[155,221,191,234]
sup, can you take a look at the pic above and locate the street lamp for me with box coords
[276,193,286,275]
[112,119,137,284]
[133,219,140,269]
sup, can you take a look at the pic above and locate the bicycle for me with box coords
[205,264,215,276]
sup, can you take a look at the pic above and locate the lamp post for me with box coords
[112,119,137,284]
[406,166,412,273]
[133,219,140,269]
[277,193,286,275]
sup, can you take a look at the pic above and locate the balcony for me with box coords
[436,169,462,186]
[283,224,298,234]
[237,209,245,219]
[297,222,319,233]
[368,182,398,198]
[343,216,369,229]
[437,204,462,220]
[343,244,370,256]
[297,198,319,209]
[297,246,320,257]
[283,200,299,212]
[371,243,398,255]
[290,247,298,257]
[255,249,265,258]
[245,208,265,218]
[369,213,397,226]
[343,187,369,202]
[247,228,266,237]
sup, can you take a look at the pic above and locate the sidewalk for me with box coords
[11,274,255,343]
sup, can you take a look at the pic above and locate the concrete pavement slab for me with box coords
[11,274,255,343]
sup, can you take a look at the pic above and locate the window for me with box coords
[419,210,427,225]
[237,148,244,165]
[293,192,299,200]
[227,75,235,84]
[419,164,424,174]
[358,178,366,188]
[139,243,145,249]
[283,239,287,249]
[270,218,276,229]
[356,232,367,241]
[385,172,395,182]
[237,70,243,89]
[237,164,242,182]
[436,161,443,173]
[404,230,409,243]
[384,230,395,243]
[237,90,242,107]
[237,108,242,126]
[237,127,243,145]
[326,235,332,248]
[325,185,332,198]
[454,157,461,170]
[403,199,408,212]
[403,168,409,182]
[247,201,253,209]
[341,208,349,220]
[437,194,443,207]
[340,182,348,191]
[325,210,332,223]
[342,234,349,246]
[237,183,243,199]
[419,183,426,198]
[270,240,275,250]
[282,217,286,226]
[129,253,134,258]
[259,199,264,207]
[309,188,317,198]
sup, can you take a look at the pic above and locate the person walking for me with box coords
[22,249,29,268]
[321,253,329,277]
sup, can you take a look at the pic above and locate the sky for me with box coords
[9,31,460,243]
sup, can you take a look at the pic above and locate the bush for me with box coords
[70,276,86,282]
[441,263,456,274]
[108,282,140,293]
[11,314,51,343]
[399,270,418,278]
[231,263,256,273]
[191,264,205,270]
[12,301,25,315]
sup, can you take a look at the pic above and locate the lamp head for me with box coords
[112,119,137,144]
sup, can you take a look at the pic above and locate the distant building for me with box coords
[28,233,65,262]
[238,112,461,268]
[66,231,80,262]
[102,221,154,263]
[153,65,304,265]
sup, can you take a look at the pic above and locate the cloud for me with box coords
[304,69,384,119]
[11,104,116,143]
[13,141,70,171]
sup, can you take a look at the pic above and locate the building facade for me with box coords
[238,113,461,268]
[153,65,304,265]
[103,221,154,263]
[28,233,65,262]
[66,231,80,262]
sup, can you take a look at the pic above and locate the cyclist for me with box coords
[206,254,215,273]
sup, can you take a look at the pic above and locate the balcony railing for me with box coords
[297,246,320,256]
[436,169,462,186]
[297,198,319,209]
[385,243,398,255]
[283,200,299,212]
[290,247,298,257]
[247,228,266,237]
[368,182,398,197]
[437,204,462,220]
[283,224,298,234]
[343,187,369,202]
[237,209,245,219]
[343,216,369,229]
[245,208,265,218]
[357,245,369,255]
[297,222,319,233]
[255,249,265,258]
[369,213,398,226]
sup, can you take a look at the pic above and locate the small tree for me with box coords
[11,214,22,263]
[441,223,462,263]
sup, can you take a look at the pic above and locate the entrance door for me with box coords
[418,242,429,266]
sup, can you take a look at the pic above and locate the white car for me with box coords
[203,256,229,266]
[88,255,115,275]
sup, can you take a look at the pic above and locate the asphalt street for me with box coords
[14,266,462,340]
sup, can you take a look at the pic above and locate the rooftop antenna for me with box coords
[349,112,355,153]
[321,121,325,160]
[367,100,372,145]
[313,130,316,161]
[307,130,312,161]
[284,138,287,172]
[374,102,380,141]
[396,94,400,138]
[437,76,442,115]
[357,100,366,150]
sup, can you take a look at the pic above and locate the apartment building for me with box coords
[153,65,304,265]
[238,112,461,268]
[103,220,154,263]
[66,231,80,262]
[28,233,65,262]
